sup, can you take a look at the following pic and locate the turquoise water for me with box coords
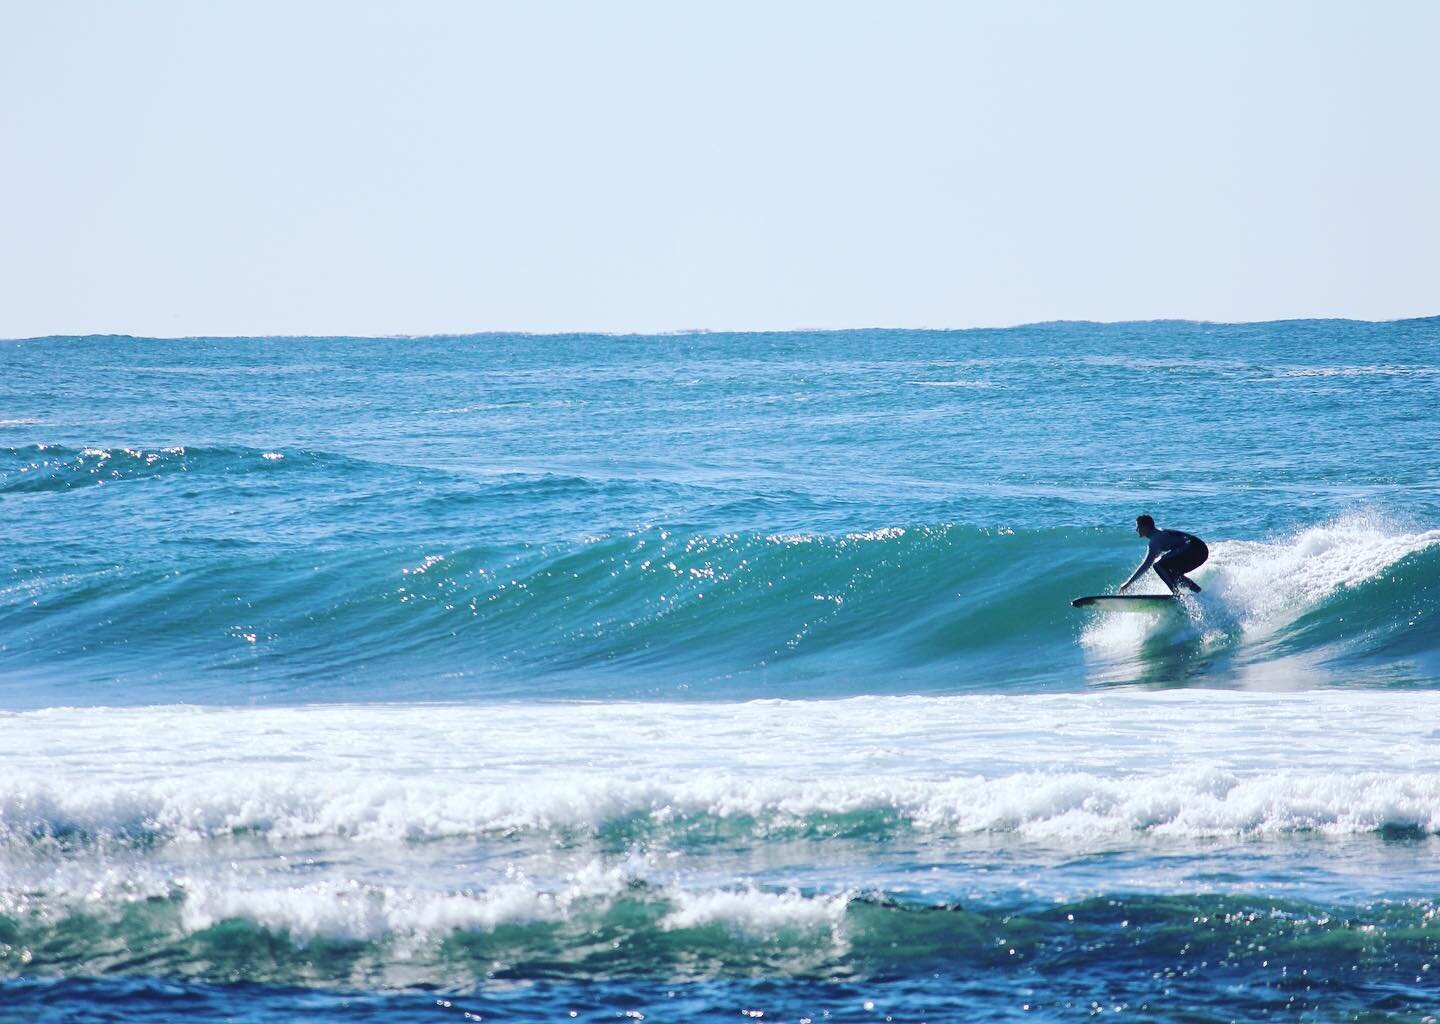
[2,320,1439,1021]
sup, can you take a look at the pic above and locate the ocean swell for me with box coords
[1,515,1435,700]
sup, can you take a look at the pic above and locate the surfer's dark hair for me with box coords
[1136,514,1155,529]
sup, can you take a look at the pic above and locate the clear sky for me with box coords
[3,1,1437,337]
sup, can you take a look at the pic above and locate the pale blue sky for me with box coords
[2,1,1437,337]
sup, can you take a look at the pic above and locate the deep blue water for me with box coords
[2,320,1438,1022]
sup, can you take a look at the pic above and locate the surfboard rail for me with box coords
[1071,594,1177,609]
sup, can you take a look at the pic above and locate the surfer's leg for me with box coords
[1180,544,1208,591]
[1157,546,1206,594]
[1152,560,1182,594]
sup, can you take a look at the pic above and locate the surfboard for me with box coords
[1071,594,1177,610]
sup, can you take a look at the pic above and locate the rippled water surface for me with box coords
[2,321,1438,1021]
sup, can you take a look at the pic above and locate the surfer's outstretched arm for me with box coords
[1118,554,1154,593]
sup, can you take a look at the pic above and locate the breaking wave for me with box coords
[3,876,1436,986]
[4,691,1440,851]
[0,504,1434,700]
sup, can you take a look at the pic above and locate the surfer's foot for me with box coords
[1179,577,1202,593]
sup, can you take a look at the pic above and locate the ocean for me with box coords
[2,320,1438,1022]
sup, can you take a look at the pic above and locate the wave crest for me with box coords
[0,444,329,495]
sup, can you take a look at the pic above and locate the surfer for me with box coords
[1118,515,1208,595]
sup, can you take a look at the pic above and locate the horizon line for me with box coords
[5,312,1438,344]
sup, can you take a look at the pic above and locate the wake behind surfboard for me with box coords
[1071,594,1178,610]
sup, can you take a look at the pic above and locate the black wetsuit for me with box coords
[1125,528,1209,593]
[1153,531,1208,589]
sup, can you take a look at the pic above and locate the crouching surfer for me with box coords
[1119,514,1208,595]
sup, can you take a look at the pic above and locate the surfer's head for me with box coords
[1135,514,1155,537]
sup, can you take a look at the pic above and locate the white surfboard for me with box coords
[1071,594,1177,611]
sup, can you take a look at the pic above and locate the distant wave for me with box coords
[904,379,999,389]
[0,443,334,494]
[0,442,675,504]
[1268,364,1440,379]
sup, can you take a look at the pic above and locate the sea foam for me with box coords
[5,691,1440,849]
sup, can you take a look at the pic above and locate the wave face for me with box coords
[4,322,1440,1020]
[0,498,1435,702]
